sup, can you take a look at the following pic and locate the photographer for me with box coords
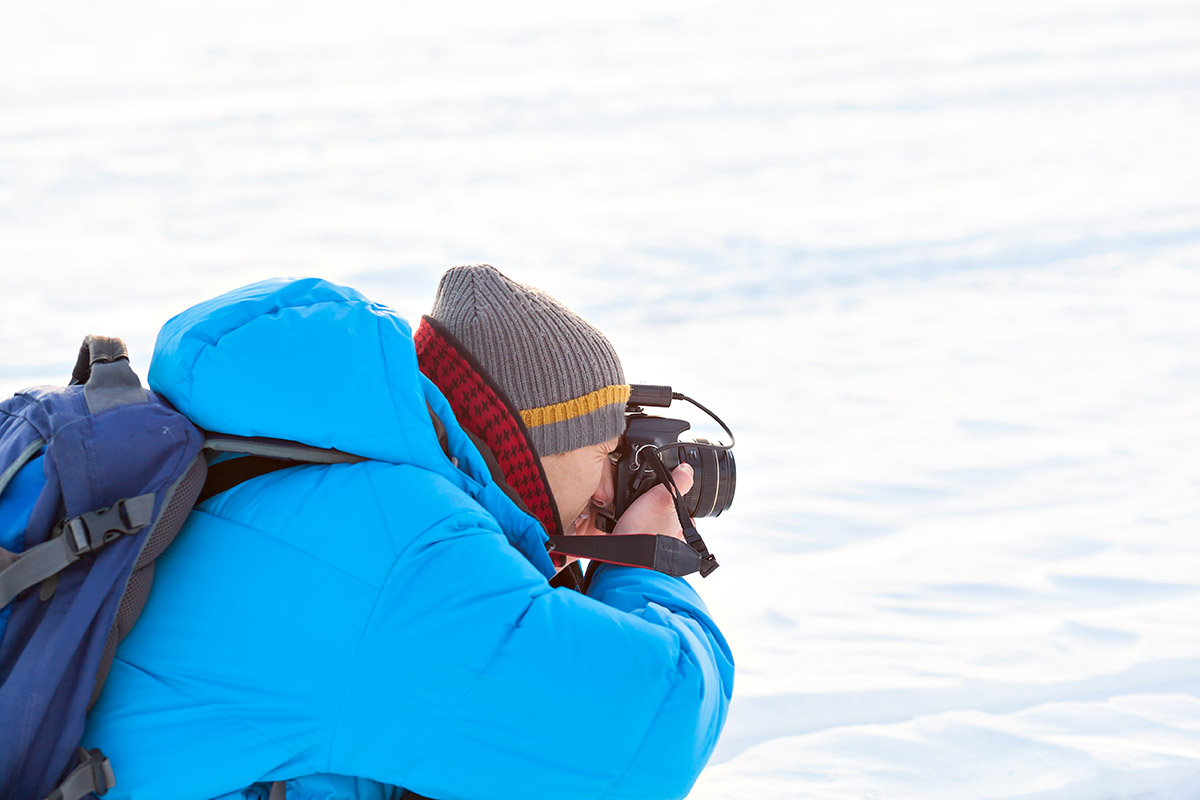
[81,265,734,800]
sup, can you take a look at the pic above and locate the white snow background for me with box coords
[2,1,1199,797]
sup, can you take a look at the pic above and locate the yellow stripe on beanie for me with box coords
[520,384,631,429]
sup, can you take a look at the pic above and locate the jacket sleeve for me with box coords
[328,507,734,800]
[582,562,735,799]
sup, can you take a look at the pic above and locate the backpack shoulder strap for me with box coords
[198,405,457,506]
[198,435,367,506]
[203,435,368,464]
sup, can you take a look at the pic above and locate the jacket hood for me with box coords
[148,278,427,455]
[150,278,431,461]
[149,277,556,577]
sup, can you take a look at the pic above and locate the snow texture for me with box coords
[2,1,1199,797]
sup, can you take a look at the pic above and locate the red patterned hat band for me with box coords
[414,317,564,545]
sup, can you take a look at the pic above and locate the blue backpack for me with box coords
[0,337,360,800]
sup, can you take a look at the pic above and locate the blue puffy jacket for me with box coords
[82,277,734,800]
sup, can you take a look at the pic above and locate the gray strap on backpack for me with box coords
[204,436,367,464]
[0,494,155,608]
[0,438,45,501]
[43,748,115,800]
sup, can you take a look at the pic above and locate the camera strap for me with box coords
[546,533,704,577]
[644,450,719,577]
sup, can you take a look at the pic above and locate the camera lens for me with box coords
[660,439,736,518]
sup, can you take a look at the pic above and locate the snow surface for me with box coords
[2,1,1199,797]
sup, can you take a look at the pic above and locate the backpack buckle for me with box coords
[43,748,116,800]
[82,748,116,796]
[64,518,92,556]
[63,494,156,557]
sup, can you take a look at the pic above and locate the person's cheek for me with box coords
[593,459,615,510]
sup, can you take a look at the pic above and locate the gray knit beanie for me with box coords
[430,264,630,458]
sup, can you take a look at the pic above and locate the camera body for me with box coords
[609,387,736,521]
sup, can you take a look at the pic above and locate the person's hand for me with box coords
[611,463,695,542]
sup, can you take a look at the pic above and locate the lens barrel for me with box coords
[658,439,736,518]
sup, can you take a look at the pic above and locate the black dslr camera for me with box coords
[578,384,735,577]
[608,384,736,522]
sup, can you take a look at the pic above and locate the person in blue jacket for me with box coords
[82,265,734,800]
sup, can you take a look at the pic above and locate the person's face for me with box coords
[540,436,621,537]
